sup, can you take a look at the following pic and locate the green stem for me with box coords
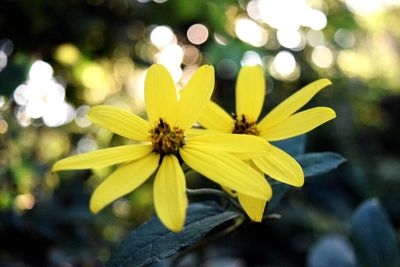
[186,188,226,197]
[186,188,245,213]
[262,213,282,220]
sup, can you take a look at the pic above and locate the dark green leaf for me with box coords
[266,136,306,211]
[307,234,357,267]
[107,202,239,267]
[267,151,345,211]
[350,199,399,267]
[267,183,289,212]
[272,135,306,157]
[296,152,346,177]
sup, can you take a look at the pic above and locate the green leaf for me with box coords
[350,199,399,267]
[107,202,239,267]
[296,152,346,177]
[267,183,289,211]
[268,151,344,211]
[272,135,306,157]
[308,234,357,267]
[266,136,304,211]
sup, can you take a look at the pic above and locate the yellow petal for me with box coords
[252,145,304,187]
[259,107,336,141]
[88,105,150,141]
[236,65,266,121]
[258,79,332,130]
[180,144,269,200]
[52,144,153,172]
[221,186,238,197]
[197,101,234,133]
[188,133,270,160]
[238,160,270,222]
[90,152,160,213]
[144,64,178,124]
[186,128,220,138]
[153,155,188,232]
[177,65,215,130]
[238,193,269,222]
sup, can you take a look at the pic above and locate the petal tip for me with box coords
[323,107,337,120]
[265,185,273,201]
[86,107,95,120]
[167,223,184,233]
[318,78,332,87]
[330,109,337,119]
[293,179,304,187]
[198,65,215,76]
[293,172,305,187]
[51,164,58,173]
[86,105,103,123]
[51,160,67,172]
[149,63,165,70]
[146,64,169,78]
[248,64,264,72]
[89,198,102,214]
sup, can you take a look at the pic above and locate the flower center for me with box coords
[149,118,185,155]
[232,114,259,136]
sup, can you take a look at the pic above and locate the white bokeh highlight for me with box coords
[13,60,74,127]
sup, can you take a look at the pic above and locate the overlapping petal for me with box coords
[188,133,270,160]
[259,107,336,141]
[90,152,160,214]
[257,79,332,130]
[145,64,178,125]
[236,65,265,121]
[197,101,234,133]
[87,105,150,141]
[185,128,220,138]
[177,65,215,130]
[180,144,270,200]
[153,155,188,232]
[52,144,153,171]
[238,193,268,222]
[252,145,304,187]
[237,160,270,222]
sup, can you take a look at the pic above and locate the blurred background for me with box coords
[0,0,399,266]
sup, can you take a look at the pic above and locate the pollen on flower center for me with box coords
[149,118,185,155]
[232,114,259,136]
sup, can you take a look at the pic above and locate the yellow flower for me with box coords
[52,64,272,232]
[198,65,336,222]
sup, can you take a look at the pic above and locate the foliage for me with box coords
[107,135,346,266]
[107,202,239,267]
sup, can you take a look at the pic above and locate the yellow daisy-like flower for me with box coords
[52,64,272,232]
[198,65,336,222]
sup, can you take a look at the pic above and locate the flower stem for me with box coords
[262,213,282,220]
[186,188,245,213]
[186,188,226,197]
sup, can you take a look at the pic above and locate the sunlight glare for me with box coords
[277,29,305,50]
[235,18,268,47]
[273,51,296,75]
[0,51,7,71]
[334,29,356,48]
[306,30,325,47]
[150,26,175,48]
[311,46,334,68]
[13,60,74,127]
[187,24,209,45]
[241,51,263,66]
[270,51,300,81]
[257,0,327,30]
